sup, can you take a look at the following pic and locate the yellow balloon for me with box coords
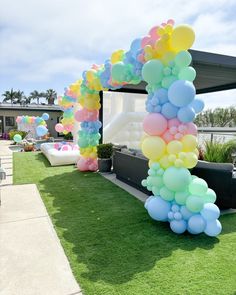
[167,140,183,155]
[175,159,184,168]
[184,152,198,168]
[181,135,197,152]
[141,136,166,160]
[159,155,171,169]
[170,25,195,51]
[111,50,125,64]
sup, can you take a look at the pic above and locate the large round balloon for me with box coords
[13,134,22,143]
[143,113,167,136]
[170,25,195,51]
[36,125,48,137]
[168,80,196,107]
[141,136,166,160]
[163,167,191,192]
[146,196,171,221]
[55,123,64,133]
[142,60,163,85]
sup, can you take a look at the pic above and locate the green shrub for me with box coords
[203,139,236,163]
[8,129,27,140]
[64,132,73,140]
[97,143,113,159]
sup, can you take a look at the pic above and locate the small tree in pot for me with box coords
[97,143,113,172]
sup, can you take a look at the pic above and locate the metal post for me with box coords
[99,91,103,144]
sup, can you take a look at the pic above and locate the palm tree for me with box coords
[44,89,57,105]
[195,107,236,127]
[28,90,44,104]
[2,88,18,104]
[14,90,25,104]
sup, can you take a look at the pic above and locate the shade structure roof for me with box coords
[109,49,236,94]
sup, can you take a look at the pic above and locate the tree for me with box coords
[195,107,236,127]
[2,88,18,104]
[44,89,57,105]
[28,90,44,104]
[14,90,25,104]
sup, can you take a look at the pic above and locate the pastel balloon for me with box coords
[175,191,189,205]
[168,80,196,107]
[142,60,163,85]
[186,122,197,135]
[143,113,167,136]
[189,178,208,196]
[168,118,181,128]
[170,25,195,51]
[201,203,220,221]
[42,113,49,120]
[13,134,22,143]
[204,189,217,203]
[141,136,166,160]
[178,67,196,81]
[167,140,183,155]
[161,102,179,119]
[162,131,174,143]
[146,196,171,221]
[180,206,194,220]
[170,220,187,234]
[174,51,192,68]
[36,125,48,137]
[182,134,197,152]
[190,98,205,113]
[188,214,206,234]
[163,167,191,192]
[204,219,222,237]
[186,195,204,213]
[55,123,64,133]
[178,106,196,123]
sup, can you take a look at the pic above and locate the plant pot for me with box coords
[98,158,112,173]
[24,145,34,152]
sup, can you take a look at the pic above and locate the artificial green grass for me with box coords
[13,152,236,295]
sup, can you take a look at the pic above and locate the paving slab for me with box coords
[0,183,82,295]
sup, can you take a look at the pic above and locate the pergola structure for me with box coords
[99,49,236,142]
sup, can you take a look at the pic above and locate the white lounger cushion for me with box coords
[41,143,80,166]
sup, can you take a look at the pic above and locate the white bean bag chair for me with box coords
[41,143,80,166]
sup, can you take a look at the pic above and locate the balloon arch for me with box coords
[56,20,222,237]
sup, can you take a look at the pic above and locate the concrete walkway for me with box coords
[0,141,82,295]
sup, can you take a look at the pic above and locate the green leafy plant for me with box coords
[203,139,236,163]
[63,132,73,140]
[8,130,27,140]
[97,143,113,159]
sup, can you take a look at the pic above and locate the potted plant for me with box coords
[97,143,113,172]
[23,143,35,152]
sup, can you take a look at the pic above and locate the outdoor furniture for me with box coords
[113,149,236,209]
[41,143,80,166]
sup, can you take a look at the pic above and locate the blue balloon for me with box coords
[168,80,196,107]
[35,117,42,124]
[204,219,222,237]
[188,214,206,234]
[177,106,196,123]
[170,220,187,234]
[36,125,48,137]
[155,88,168,105]
[144,196,155,210]
[180,206,194,220]
[130,38,141,53]
[161,102,179,119]
[42,113,49,121]
[190,98,205,113]
[146,196,171,221]
[201,203,220,221]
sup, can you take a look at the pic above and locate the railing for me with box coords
[198,127,236,142]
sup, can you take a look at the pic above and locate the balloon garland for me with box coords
[61,19,222,236]
[16,113,49,137]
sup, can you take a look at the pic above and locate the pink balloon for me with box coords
[54,143,60,150]
[162,130,174,143]
[64,124,73,132]
[143,113,167,136]
[168,118,181,128]
[186,123,198,135]
[75,109,98,122]
[61,145,72,151]
[178,124,188,134]
[141,36,151,48]
[72,145,79,151]
[55,123,64,133]
[169,126,178,135]
[148,26,160,39]
[77,157,97,172]
[174,133,183,140]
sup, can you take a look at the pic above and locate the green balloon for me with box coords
[175,191,189,205]
[186,195,204,213]
[163,167,191,192]
[175,50,192,68]
[161,75,177,89]
[160,186,175,201]
[203,188,216,203]
[178,67,196,81]
[111,62,126,82]
[149,176,164,188]
[13,134,22,143]
[189,178,208,196]
[142,60,163,85]
[152,186,160,196]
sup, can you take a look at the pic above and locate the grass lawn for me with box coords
[13,152,236,295]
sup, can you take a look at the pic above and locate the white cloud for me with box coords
[0,0,235,106]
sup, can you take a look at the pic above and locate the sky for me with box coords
[0,0,235,108]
